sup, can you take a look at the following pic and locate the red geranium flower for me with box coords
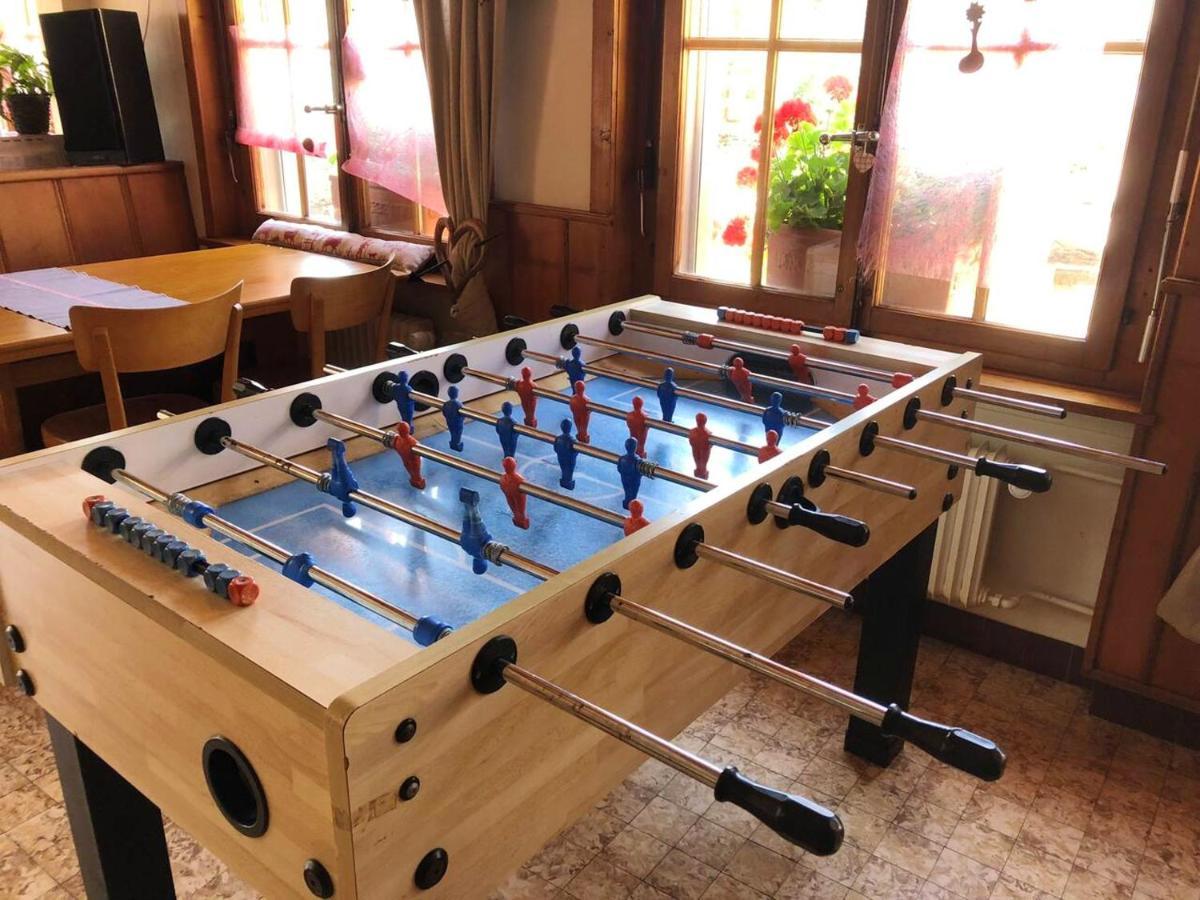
[722,216,748,247]
[736,165,758,187]
[824,75,853,101]
[775,98,816,130]
[750,145,761,162]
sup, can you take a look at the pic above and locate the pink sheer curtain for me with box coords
[859,2,1117,317]
[230,21,329,158]
[340,1,447,215]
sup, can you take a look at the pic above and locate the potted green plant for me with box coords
[0,45,53,136]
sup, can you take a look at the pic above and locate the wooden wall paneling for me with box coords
[125,170,200,257]
[567,218,610,308]
[507,211,568,323]
[58,176,139,264]
[590,0,617,216]
[0,180,74,270]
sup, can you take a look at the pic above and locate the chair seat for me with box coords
[41,394,212,447]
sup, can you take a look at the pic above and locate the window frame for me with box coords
[654,0,898,323]
[857,0,1184,375]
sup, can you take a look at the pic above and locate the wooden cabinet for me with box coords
[0,162,197,273]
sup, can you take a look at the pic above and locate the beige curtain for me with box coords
[413,0,499,338]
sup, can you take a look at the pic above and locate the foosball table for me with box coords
[0,297,1164,899]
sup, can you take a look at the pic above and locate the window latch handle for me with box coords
[818,129,879,147]
[304,103,344,115]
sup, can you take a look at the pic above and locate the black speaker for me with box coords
[39,9,165,166]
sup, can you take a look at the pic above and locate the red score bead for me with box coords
[227,575,260,607]
[82,495,106,518]
[892,372,915,388]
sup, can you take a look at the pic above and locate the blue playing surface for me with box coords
[212,375,832,643]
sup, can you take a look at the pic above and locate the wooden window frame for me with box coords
[653,0,898,323]
[858,1,1184,377]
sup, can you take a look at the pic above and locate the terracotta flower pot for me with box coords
[5,93,51,135]
[765,226,841,296]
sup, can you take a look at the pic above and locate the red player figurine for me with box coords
[758,430,782,463]
[499,456,530,529]
[569,380,591,443]
[689,412,712,479]
[727,357,754,403]
[853,384,875,411]
[515,366,538,427]
[626,395,649,457]
[787,345,810,382]
[390,421,426,489]
[623,498,650,536]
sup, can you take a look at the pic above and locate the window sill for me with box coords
[979,370,1150,425]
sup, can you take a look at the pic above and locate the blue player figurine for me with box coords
[657,367,678,422]
[393,371,415,427]
[762,391,786,441]
[325,438,359,518]
[617,437,643,509]
[442,385,465,452]
[458,487,493,574]
[496,401,520,457]
[564,346,587,385]
[553,419,579,490]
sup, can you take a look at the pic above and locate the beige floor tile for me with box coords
[721,841,795,895]
[872,824,941,879]
[602,826,672,881]
[0,781,55,834]
[960,791,1028,838]
[491,866,563,899]
[698,872,767,899]
[1017,811,1084,864]
[1003,844,1072,896]
[645,848,717,900]
[946,818,1015,871]
[927,847,1001,900]
[527,834,596,889]
[893,796,960,845]
[5,807,78,884]
[1073,835,1143,888]
[632,797,700,847]
[0,835,58,900]
[565,858,643,900]
[1061,865,1133,900]
[799,842,870,889]
[850,855,923,899]
[675,819,743,871]
[777,865,850,899]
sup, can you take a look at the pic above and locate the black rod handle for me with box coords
[974,458,1053,493]
[882,705,1006,781]
[787,500,870,547]
[714,767,843,855]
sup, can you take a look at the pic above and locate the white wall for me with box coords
[493,0,593,210]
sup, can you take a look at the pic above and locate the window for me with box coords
[657,0,881,323]
[227,0,443,236]
[0,0,48,138]
[861,0,1164,371]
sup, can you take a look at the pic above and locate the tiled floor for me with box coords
[2,610,1198,899]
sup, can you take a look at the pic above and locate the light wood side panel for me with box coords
[0,180,73,270]
[126,169,200,256]
[334,352,982,899]
[0,531,344,899]
[58,175,139,264]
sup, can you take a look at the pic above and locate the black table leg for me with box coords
[47,716,176,899]
[844,522,937,767]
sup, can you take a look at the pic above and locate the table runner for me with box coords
[0,268,184,330]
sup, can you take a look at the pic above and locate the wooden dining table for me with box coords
[0,243,375,457]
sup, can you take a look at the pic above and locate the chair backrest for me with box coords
[69,283,244,432]
[288,255,396,378]
[433,217,487,300]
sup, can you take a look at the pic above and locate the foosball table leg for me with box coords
[47,716,177,899]
[844,522,938,767]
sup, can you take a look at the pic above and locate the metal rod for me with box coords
[575,334,857,403]
[407,389,716,493]
[500,661,720,786]
[608,594,883,724]
[467,362,760,456]
[219,436,558,581]
[872,433,977,468]
[693,542,852,608]
[312,408,628,528]
[824,464,918,499]
[323,364,347,375]
[110,469,423,631]
[619,319,900,384]
[916,409,1167,475]
[953,386,1066,419]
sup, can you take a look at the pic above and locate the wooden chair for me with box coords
[289,255,396,379]
[40,285,244,447]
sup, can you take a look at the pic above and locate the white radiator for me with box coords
[928,444,1007,607]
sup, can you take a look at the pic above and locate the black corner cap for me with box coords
[81,446,126,483]
[414,848,449,890]
[584,572,621,624]
[903,397,921,430]
[942,492,955,512]
[290,393,322,427]
[303,859,334,898]
[940,375,958,407]
[386,340,418,359]
[673,522,704,569]
[505,337,528,366]
[501,314,530,331]
[858,421,879,457]
[549,304,578,318]
[714,767,843,855]
[608,311,627,335]
[559,323,580,349]
[746,483,774,525]
[974,458,1053,493]
[444,353,468,384]
[410,371,440,411]
[372,371,400,404]
[807,450,830,487]
[471,635,517,694]
[194,417,231,455]
[882,704,1006,781]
